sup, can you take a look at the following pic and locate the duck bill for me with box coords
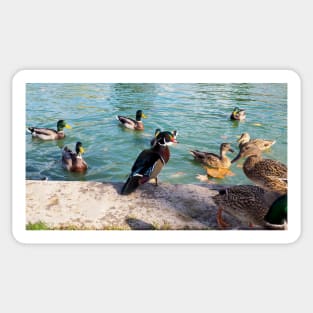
[79,147,85,154]
[141,113,147,118]
[229,148,235,153]
[231,152,242,164]
[65,124,72,129]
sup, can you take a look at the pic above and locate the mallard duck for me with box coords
[62,142,88,173]
[116,110,147,130]
[121,131,178,195]
[190,143,234,169]
[230,107,246,121]
[27,120,72,140]
[212,185,287,229]
[231,143,287,194]
[237,132,276,151]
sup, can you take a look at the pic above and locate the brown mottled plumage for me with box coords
[231,143,287,194]
[212,185,287,229]
[237,132,276,151]
[190,143,234,169]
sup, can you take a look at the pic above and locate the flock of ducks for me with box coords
[27,106,288,230]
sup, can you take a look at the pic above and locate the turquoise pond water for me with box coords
[26,83,287,185]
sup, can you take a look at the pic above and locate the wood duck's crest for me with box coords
[151,129,178,146]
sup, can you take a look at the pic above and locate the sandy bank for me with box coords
[26,180,244,230]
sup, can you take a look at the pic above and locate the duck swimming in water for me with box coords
[190,143,234,169]
[230,107,246,121]
[237,132,276,151]
[116,110,147,130]
[62,142,88,173]
[27,120,72,140]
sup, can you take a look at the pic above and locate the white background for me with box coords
[1,1,310,312]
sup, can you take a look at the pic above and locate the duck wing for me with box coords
[116,115,137,128]
[28,127,58,136]
[121,149,163,195]
[62,147,75,170]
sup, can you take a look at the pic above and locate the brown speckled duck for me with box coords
[27,120,72,140]
[190,143,234,169]
[237,132,276,151]
[62,142,88,173]
[231,143,287,194]
[116,110,147,130]
[213,185,287,229]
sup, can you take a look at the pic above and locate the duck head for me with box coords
[231,143,261,163]
[237,132,250,145]
[57,120,72,131]
[155,131,178,146]
[75,142,85,155]
[136,110,147,121]
[220,143,234,153]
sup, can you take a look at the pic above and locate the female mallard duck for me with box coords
[62,142,88,173]
[27,120,72,140]
[230,107,246,121]
[190,143,234,169]
[121,131,178,195]
[231,143,287,194]
[237,132,276,151]
[116,110,147,130]
[212,185,287,229]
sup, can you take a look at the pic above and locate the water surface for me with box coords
[26,83,287,185]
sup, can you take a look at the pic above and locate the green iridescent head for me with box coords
[264,194,287,225]
[57,120,72,131]
[75,142,85,155]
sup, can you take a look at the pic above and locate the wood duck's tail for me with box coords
[121,175,141,195]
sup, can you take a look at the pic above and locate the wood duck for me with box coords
[121,130,178,195]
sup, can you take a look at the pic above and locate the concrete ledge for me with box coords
[26,180,243,230]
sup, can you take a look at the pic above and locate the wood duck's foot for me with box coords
[217,208,230,229]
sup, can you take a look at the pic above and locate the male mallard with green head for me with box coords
[231,143,287,194]
[62,141,88,173]
[230,107,246,121]
[213,185,287,229]
[27,120,72,140]
[121,130,178,195]
[116,110,147,130]
[237,132,276,151]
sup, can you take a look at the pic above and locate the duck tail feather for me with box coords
[121,175,141,195]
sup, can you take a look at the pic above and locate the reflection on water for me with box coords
[26,83,287,185]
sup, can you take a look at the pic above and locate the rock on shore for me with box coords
[26,180,243,230]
